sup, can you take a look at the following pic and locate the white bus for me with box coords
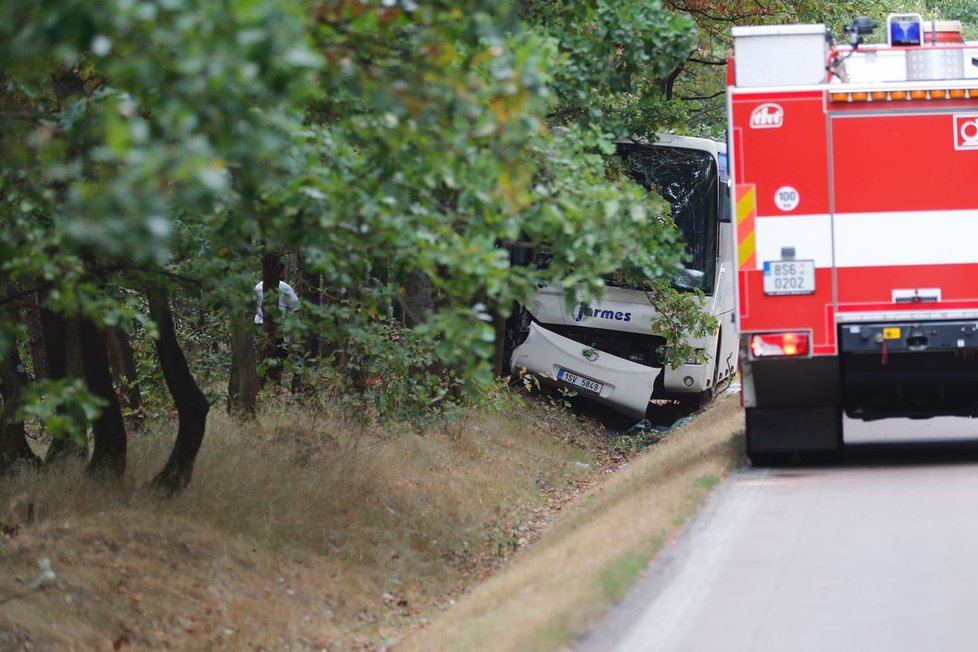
[507,135,738,418]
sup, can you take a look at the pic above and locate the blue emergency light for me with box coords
[888,13,922,46]
[891,20,921,45]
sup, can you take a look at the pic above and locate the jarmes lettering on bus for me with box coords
[574,303,632,323]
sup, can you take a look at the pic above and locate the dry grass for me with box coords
[0,393,746,652]
[401,393,745,652]
[0,398,615,650]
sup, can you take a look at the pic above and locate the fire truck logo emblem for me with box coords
[750,103,784,129]
[954,115,978,150]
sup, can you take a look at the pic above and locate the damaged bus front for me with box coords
[508,135,738,418]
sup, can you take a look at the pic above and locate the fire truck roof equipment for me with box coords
[730,24,829,87]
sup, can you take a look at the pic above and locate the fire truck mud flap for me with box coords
[745,406,843,466]
[510,322,661,419]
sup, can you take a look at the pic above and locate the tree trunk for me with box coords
[24,291,48,381]
[81,316,127,478]
[228,310,258,418]
[39,308,88,461]
[148,287,210,495]
[40,307,66,380]
[106,325,144,431]
[492,310,508,377]
[401,270,434,328]
[0,343,41,473]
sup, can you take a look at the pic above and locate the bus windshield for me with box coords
[614,143,719,294]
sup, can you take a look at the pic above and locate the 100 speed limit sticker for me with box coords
[774,186,799,211]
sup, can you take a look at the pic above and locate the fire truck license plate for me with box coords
[763,260,815,295]
[556,368,603,394]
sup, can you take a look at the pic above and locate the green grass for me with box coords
[696,474,720,490]
[600,551,646,601]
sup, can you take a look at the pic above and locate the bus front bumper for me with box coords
[510,322,661,419]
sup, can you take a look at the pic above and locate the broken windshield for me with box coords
[614,143,719,294]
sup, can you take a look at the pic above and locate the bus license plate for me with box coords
[556,368,603,394]
[763,260,815,295]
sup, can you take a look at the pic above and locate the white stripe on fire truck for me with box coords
[833,209,978,268]
[754,214,833,267]
[753,209,978,269]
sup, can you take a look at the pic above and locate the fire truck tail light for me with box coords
[750,332,810,358]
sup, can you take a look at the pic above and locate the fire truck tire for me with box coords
[745,406,842,466]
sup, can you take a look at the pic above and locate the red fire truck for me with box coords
[728,14,978,464]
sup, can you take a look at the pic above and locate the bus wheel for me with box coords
[680,388,715,414]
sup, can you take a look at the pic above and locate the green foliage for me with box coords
[332,319,458,428]
[1,0,731,435]
[16,379,106,446]
[524,0,696,133]
[645,281,719,369]
[267,0,699,392]
[1,0,320,268]
[612,427,669,453]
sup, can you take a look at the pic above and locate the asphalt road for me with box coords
[578,416,978,652]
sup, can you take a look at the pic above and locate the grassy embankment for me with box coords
[0,393,743,650]
[404,393,744,651]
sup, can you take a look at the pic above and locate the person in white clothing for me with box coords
[254,261,300,386]
[254,262,300,324]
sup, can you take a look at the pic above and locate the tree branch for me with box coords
[688,57,728,66]
[0,265,202,309]
[679,90,726,101]
[663,0,774,23]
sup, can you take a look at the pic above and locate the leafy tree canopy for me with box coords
[7,0,974,461]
